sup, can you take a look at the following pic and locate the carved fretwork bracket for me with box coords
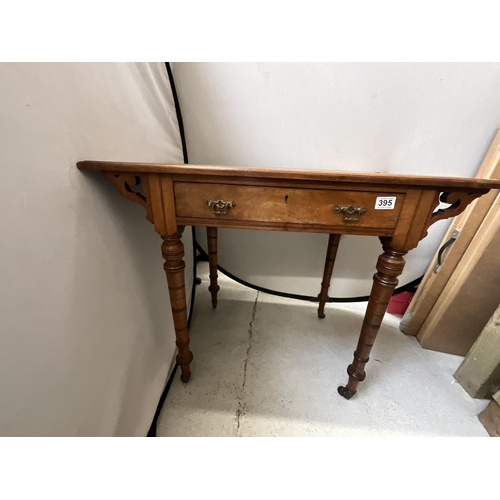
[421,190,485,238]
[104,172,153,223]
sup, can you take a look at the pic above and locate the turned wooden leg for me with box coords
[207,227,220,308]
[317,234,341,319]
[162,228,193,383]
[338,238,407,399]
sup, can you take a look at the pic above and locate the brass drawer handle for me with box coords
[335,205,366,223]
[207,199,236,215]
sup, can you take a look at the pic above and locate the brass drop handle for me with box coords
[335,205,366,223]
[207,199,236,215]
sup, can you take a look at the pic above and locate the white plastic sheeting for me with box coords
[0,63,190,436]
[172,62,500,297]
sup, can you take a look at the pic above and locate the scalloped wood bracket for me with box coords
[421,190,486,239]
[104,172,153,223]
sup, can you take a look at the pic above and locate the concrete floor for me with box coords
[157,262,489,437]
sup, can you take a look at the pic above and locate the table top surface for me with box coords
[77,161,500,190]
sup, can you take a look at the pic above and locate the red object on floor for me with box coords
[387,291,414,316]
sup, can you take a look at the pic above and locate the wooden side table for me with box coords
[78,161,500,399]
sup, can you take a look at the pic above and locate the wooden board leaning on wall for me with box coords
[415,192,500,355]
[401,130,500,354]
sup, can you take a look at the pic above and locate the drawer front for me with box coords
[174,182,405,228]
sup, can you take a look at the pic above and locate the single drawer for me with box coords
[174,182,405,228]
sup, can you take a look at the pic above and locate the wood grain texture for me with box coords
[147,173,167,235]
[175,217,396,236]
[206,227,219,308]
[454,303,500,399]
[317,234,341,319]
[418,194,500,355]
[390,189,423,249]
[400,190,446,251]
[161,228,193,383]
[421,191,485,238]
[174,182,405,229]
[77,161,500,190]
[338,238,407,399]
[103,172,153,222]
[160,176,178,236]
[174,176,428,192]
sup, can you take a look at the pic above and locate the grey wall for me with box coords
[172,62,500,296]
[0,63,191,436]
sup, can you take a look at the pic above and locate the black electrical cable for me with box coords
[165,63,189,166]
[195,241,422,303]
[147,63,196,437]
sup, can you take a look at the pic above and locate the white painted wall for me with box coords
[172,62,500,296]
[0,63,191,436]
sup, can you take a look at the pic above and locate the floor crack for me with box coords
[236,291,259,436]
